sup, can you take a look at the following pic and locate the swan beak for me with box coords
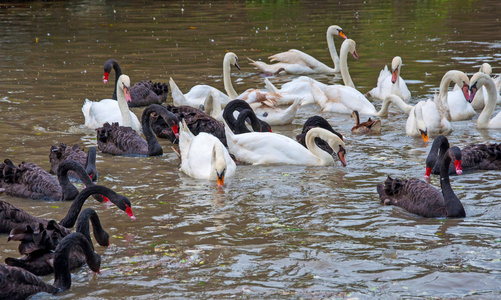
[468,83,478,103]
[352,49,359,60]
[461,82,470,102]
[424,167,432,179]
[455,160,463,175]
[172,124,179,138]
[125,204,136,220]
[103,72,109,84]
[337,147,347,167]
[338,30,347,39]
[234,61,241,71]
[216,169,226,187]
[123,85,132,103]
[420,131,429,143]
[391,68,398,84]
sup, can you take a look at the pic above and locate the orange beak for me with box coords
[421,132,429,143]
[217,175,224,187]
[339,30,347,39]
[391,69,398,84]
[337,149,347,167]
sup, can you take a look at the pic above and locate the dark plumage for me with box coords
[151,104,227,146]
[0,158,97,201]
[350,110,382,134]
[49,144,98,181]
[425,135,501,178]
[223,99,272,133]
[296,116,343,155]
[104,59,168,107]
[5,208,109,276]
[0,184,134,234]
[0,232,101,299]
[96,104,178,156]
[377,148,466,218]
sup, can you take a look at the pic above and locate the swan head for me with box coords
[340,39,358,60]
[308,128,347,166]
[414,102,429,142]
[442,70,470,102]
[391,56,402,84]
[328,25,347,39]
[117,75,132,103]
[212,143,227,187]
[449,146,463,175]
[225,52,241,71]
[479,62,492,75]
[468,72,491,103]
[103,59,116,83]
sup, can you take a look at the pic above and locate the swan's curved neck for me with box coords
[440,153,465,217]
[117,84,132,127]
[377,95,413,117]
[205,92,222,117]
[141,105,163,156]
[59,186,113,228]
[57,161,95,201]
[110,60,122,100]
[304,128,338,164]
[223,58,238,99]
[339,43,355,88]
[326,29,340,70]
[477,77,498,128]
[75,208,109,248]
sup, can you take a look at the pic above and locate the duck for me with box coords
[5,208,109,276]
[82,74,141,132]
[295,116,343,155]
[170,52,239,109]
[247,25,348,75]
[222,99,272,134]
[350,110,382,134]
[151,104,226,146]
[96,104,178,156]
[0,232,101,299]
[366,56,411,101]
[425,135,501,178]
[49,144,98,181]
[225,122,346,166]
[0,184,135,234]
[179,119,236,186]
[377,145,466,218]
[0,158,102,201]
[469,72,501,128]
[103,59,169,107]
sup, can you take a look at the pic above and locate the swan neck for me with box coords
[305,129,336,164]
[478,78,498,127]
[111,60,122,100]
[326,30,340,69]
[59,186,108,228]
[223,58,238,99]
[339,43,355,88]
[141,106,162,156]
[117,85,132,127]
[57,161,94,201]
[440,154,466,217]
[76,208,109,248]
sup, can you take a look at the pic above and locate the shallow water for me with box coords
[1,0,501,299]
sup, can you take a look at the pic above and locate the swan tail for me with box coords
[169,77,187,107]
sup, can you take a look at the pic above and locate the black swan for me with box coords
[151,104,227,146]
[96,104,178,156]
[424,135,462,178]
[425,135,501,178]
[49,144,98,181]
[104,59,169,107]
[0,232,100,299]
[0,184,135,234]
[350,110,382,134]
[5,208,109,276]
[0,158,101,201]
[377,147,466,218]
[296,116,344,155]
[222,99,272,134]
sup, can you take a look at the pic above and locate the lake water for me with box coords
[1,0,501,299]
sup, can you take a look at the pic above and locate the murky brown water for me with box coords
[1,0,501,298]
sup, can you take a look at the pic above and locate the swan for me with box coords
[469,72,501,128]
[96,104,178,156]
[6,208,109,276]
[425,135,501,178]
[247,25,347,75]
[350,110,382,134]
[366,56,411,101]
[249,97,302,126]
[223,99,272,134]
[225,123,346,166]
[170,52,239,108]
[377,147,466,218]
[435,70,474,121]
[82,74,141,132]
[151,104,226,146]
[49,144,98,181]
[103,59,169,107]
[455,63,501,110]
[0,232,100,299]
[0,184,135,235]
[295,116,343,155]
[179,119,236,186]
[201,90,224,121]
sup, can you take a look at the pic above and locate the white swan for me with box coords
[435,70,473,121]
[225,122,346,166]
[170,52,240,108]
[201,90,224,121]
[366,56,411,101]
[247,25,347,75]
[467,63,501,110]
[249,97,302,126]
[82,74,141,132]
[179,119,236,186]
[469,72,501,128]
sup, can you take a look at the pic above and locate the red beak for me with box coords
[455,160,463,175]
[103,72,109,84]
[126,205,135,220]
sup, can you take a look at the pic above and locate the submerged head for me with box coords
[391,56,402,84]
